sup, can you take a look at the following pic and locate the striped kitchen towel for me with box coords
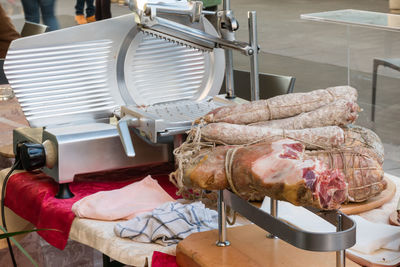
[114,201,218,246]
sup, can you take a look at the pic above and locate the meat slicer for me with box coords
[4,0,260,198]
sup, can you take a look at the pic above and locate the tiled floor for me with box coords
[1,0,399,175]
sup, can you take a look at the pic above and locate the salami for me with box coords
[250,99,360,129]
[173,139,348,210]
[199,123,345,150]
[202,86,358,124]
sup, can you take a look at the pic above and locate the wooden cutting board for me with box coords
[176,224,359,267]
[347,249,400,267]
[340,176,396,215]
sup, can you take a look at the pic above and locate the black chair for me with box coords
[221,69,295,101]
[371,58,400,121]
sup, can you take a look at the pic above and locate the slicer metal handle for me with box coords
[117,116,139,157]
[130,0,203,23]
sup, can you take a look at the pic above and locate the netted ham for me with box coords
[342,125,384,165]
[306,150,385,202]
[199,123,345,150]
[171,139,348,210]
[202,86,358,124]
[250,99,360,129]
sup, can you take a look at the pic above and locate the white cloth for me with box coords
[260,197,336,233]
[344,174,400,265]
[349,215,400,254]
[114,201,218,246]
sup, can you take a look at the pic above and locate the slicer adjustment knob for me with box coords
[18,143,46,171]
[17,140,58,171]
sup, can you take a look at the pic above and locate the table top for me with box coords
[0,95,28,157]
[301,9,400,32]
[0,168,399,266]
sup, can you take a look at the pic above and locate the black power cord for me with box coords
[1,159,21,267]
[0,142,49,267]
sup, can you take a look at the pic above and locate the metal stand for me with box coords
[218,2,260,101]
[216,190,230,247]
[248,11,260,101]
[336,213,346,267]
[217,190,356,267]
[220,0,238,99]
[266,199,278,239]
[102,254,124,267]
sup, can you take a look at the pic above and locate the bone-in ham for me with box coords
[177,139,348,210]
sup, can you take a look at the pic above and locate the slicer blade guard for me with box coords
[4,13,225,128]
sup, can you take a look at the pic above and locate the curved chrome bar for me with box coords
[222,189,356,252]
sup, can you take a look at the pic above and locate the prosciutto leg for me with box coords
[177,139,348,210]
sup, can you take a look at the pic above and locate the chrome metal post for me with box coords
[224,49,235,99]
[336,213,346,267]
[221,0,235,99]
[216,190,230,247]
[223,0,230,10]
[267,199,278,239]
[248,11,259,101]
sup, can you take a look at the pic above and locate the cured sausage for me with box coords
[199,123,345,150]
[250,99,360,129]
[203,86,358,124]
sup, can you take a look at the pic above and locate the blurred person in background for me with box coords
[95,0,111,21]
[0,3,20,58]
[20,0,59,31]
[75,0,96,24]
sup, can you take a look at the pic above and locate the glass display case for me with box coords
[302,9,400,173]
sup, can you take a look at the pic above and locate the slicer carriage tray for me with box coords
[121,97,227,142]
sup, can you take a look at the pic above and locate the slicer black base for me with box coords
[55,183,74,199]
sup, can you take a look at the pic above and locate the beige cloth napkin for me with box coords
[72,175,175,221]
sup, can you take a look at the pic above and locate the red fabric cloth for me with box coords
[4,163,178,250]
[151,251,178,267]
